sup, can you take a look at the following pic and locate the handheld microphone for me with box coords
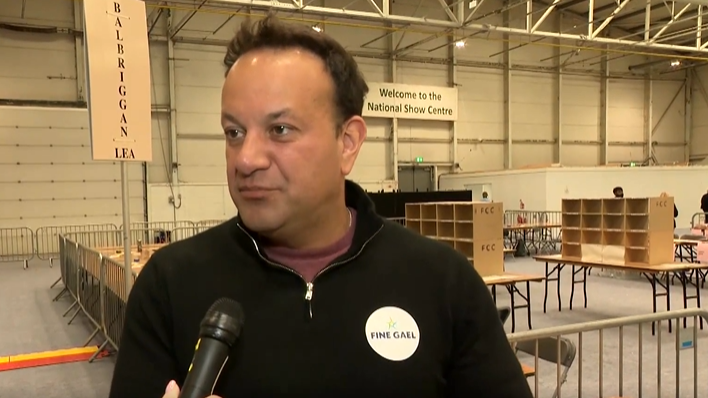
[179,298,245,398]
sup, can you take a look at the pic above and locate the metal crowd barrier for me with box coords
[504,210,562,254]
[0,220,228,269]
[58,234,134,358]
[504,210,562,227]
[508,308,708,398]
[55,224,221,357]
[36,223,119,262]
[0,227,35,269]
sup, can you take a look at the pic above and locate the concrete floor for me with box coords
[501,256,708,398]
[0,259,115,398]
[0,256,706,398]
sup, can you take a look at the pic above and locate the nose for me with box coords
[232,131,270,176]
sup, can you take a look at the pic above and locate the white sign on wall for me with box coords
[84,0,152,162]
[363,83,458,121]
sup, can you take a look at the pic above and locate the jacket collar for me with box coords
[231,180,384,256]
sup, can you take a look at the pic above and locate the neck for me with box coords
[262,199,351,251]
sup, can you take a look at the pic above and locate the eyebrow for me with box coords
[221,108,295,126]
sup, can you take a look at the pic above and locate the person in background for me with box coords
[613,186,624,198]
[701,189,708,224]
[481,191,490,202]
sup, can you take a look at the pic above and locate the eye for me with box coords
[224,129,244,140]
[271,125,292,136]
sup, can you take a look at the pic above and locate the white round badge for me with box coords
[365,306,420,361]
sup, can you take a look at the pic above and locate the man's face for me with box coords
[220,48,365,235]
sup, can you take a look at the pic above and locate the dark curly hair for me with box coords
[223,14,369,128]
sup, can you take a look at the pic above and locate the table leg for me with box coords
[665,273,672,334]
[543,262,550,313]
[569,266,588,310]
[680,269,704,330]
[677,244,685,262]
[543,262,565,313]
[649,273,672,334]
[506,282,533,331]
[509,284,517,333]
[525,281,532,329]
[697,272,704,330]
[690,246,695,262]
[582,267,588,308]
[680,271,688,329]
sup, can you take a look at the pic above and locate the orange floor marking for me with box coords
[0,346,109,372]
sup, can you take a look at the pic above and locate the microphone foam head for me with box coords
[200,298,245,347]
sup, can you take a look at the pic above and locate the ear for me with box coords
[339,116,367,175]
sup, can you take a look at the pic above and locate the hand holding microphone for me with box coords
[166,298,245,398]
[163,380,219,398]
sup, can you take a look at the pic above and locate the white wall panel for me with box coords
[608,79,644,143]
[561,75,601,165]
[511,72,554,141]
[0,28,77,101]
[149,183,236,222]
[456,67,504,139]
[691,67,708,159]
[351,118,391,182]
[652,80,686,164]
[456,67,504,171]
[0,107,144,229]
[173,43,225,183]
[148,42,170,107]
[562,146,600,166]
[148,113,171,183]
[561,76,600,142]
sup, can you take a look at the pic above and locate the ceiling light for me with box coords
[455,40,465,48]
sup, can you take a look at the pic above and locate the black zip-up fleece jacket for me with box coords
[109,181,532,398]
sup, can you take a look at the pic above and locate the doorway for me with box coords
[398,166,434,192]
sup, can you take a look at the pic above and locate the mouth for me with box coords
[238,187,276,199]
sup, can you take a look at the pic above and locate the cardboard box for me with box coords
[473,238,504,277]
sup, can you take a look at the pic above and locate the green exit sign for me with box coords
[415,156,424,163]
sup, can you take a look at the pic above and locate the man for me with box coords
[481,191,490,202]
[613,186,624,198]
[701,189,708,223]
[109,15,532,398]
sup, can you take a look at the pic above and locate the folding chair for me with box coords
[515,337,576,398]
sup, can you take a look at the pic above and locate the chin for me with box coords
[239,212,281,234]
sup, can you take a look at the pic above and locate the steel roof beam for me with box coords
[649,3,691,43]
[169,0,708,53]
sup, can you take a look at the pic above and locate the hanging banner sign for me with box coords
[84,0,153,162]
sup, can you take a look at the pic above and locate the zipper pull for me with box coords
[305,282,314,319]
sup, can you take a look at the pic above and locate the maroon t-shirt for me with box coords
[262,208,356,282]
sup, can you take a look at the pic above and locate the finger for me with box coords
[163,380,180,398]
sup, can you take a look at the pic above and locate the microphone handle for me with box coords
[179,338,230,398]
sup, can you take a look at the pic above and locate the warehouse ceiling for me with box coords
[145,0,708,64]
[2,0,706,72]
